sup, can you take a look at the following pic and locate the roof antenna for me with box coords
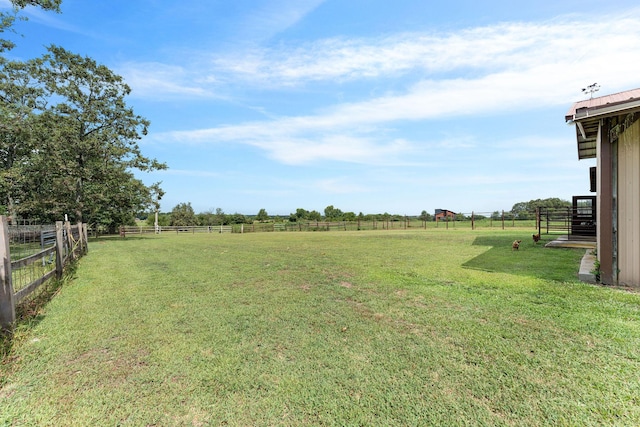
[582,83,600,99]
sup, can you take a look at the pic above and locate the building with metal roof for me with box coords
[566,88,640,287]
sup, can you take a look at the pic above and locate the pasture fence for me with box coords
[1,216,88,330]
[536,207,596,238]
[122,211,538,236]
[120,225,233,235]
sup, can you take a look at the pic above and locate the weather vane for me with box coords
[582,83,600,99]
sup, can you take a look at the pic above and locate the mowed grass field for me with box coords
[1,229,640,426]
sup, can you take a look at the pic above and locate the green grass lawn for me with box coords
[1,229,639,426]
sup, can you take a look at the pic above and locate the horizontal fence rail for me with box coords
[1,216,88,330]
[537,207,596,238]
[121,212,539,236]
[121,225,234,235]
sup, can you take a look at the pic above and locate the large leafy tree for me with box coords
[0,58,46,217]
[255,208,269,222]
[170,202,197,226]
[308,210,322,221]
[1,2,59,218]
[289,208,309,222]
[324,205,343,221]
[15,45,167,226]
[1,3,166,229]
[511,198,570,219]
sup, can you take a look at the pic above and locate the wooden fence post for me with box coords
[64,221,73,259]
[83,223,89,253]
[55,221,64,279]
[0,216,16,330]
[77,221,85,254]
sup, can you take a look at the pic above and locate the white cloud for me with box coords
[237,0,327,42]
[10,2,90,36]
[118,62,218,100]
[154,125,415,165]
[143,8,640,166]
[206,11,640,86]
[126,9,640,101]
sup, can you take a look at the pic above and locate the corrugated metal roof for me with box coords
[565,88,640,122]
[566,88,640,160]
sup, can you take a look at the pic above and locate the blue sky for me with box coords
[4,0,640,216]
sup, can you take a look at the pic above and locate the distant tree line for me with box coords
[146,198,570,227]
[444,198,571,222]
[145,204,251,227]
[148,203,437,227]
[510,198,570,220]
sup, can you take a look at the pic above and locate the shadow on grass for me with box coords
[462,234,583,282]
[1,262,77,363]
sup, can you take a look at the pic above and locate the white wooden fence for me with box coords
[120,225,233,235]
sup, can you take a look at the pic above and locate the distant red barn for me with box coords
[434,209,455,222]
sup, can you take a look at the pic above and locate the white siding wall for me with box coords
[618,119,640,286]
